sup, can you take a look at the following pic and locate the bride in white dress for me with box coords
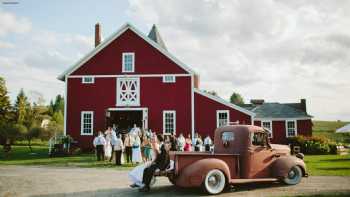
[128,134,159,187]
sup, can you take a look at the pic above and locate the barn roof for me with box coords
[58,23,197,81]
[194,89,256,117]
[148,24,167,51]
[241,102,313,119]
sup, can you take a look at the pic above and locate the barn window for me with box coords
[162,75,176,83]
[81,111,93,135]
[286,120,297,137]
[216,110,229,128]
[163,111,176,135]
[82,76,94,84]
[122,52,135,73]
[117,77,140,106]
[262,121,273,138]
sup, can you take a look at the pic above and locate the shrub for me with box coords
[287,135,337,155]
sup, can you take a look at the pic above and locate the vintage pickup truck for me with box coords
[156,125,308,194]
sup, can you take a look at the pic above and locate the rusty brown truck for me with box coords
[156,125,308,195]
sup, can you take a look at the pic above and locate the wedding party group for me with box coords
[92,124,214,165]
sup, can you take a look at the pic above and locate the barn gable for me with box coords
[58,23,196,81]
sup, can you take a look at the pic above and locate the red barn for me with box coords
[58,23,311,149]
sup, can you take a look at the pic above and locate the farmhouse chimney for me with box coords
[250,99,265,105]
[300,99,307,112]
[95,23,101,47]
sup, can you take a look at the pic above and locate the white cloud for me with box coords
[0,9,92,104]
[0,9,31,36]
[128,0,350,120]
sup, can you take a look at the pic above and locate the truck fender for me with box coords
[175,158,231,188]
[271,156,307,178]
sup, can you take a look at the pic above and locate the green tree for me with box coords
[14,89,30,125]
[52,111,64,125]
[230,92,244,105]
[0,77,12,125]
[26,126,42,152]
[53,95,64,114]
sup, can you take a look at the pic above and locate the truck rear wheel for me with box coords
[202,169,226,195]
[283,166,302,185]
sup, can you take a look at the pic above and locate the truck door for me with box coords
[247,131,275,178]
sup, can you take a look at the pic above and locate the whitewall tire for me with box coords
[283,166,302,185]
[203,169,226,195]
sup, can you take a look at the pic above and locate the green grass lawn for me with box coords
[304,154,350,176]
[0,145,134,169]
[312,120,350,144]
[1,145,350,176]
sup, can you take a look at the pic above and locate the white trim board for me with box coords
[194,89,255,117]
[67,74,191,78]
[107,107,148,111]
[58,23,197,81]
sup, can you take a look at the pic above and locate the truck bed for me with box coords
[171,151,241,179]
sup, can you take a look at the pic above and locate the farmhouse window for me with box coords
[81,111,93,135]
[162,75,176,83]
[82,76,94,84]
[286,120,297,137]
[262,121,273,138]
[122,52,135,72]
[163,111,176,135]
[117,78,140,106]
[216,110,229,128]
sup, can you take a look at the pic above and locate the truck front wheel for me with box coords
[283,166,302,185]
[202,169,226,195]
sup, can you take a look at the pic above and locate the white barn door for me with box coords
[117,77,140,106]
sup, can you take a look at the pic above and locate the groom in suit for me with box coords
[139,134,170,192]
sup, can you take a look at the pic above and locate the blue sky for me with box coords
[0,0,349,121]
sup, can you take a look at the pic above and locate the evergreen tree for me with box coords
[54,94,64,114]
[0,77,11,125]
[230,92,244,105]
[14,89,30,125]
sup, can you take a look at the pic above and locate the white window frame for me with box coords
[261,120,273,138]
[162,75,176,83]
[81,111,94,136]
[82,76,94,84]
[122,52,135,73]
[286,120,297,137]
[116,77,140,106]
[216,110,230,128]
[163,110,176,135]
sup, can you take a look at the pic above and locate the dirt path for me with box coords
[0,165,349,197]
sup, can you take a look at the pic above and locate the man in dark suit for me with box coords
[139,134,170,192]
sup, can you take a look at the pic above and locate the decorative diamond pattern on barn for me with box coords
[117,78,140,106]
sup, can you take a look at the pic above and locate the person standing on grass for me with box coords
[177,133,185,151]
[204,134,212,152]
[132,134,142,164]
[109,127,118,162]
[184,134,192,152]
[93,131,106,161]
[124,133,133,163]
[114,133,124,165]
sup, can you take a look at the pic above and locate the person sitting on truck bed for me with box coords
[139,134,171,192]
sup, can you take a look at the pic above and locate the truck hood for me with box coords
[270,144,290,155]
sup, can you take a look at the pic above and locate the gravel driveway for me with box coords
[0,165,349,197]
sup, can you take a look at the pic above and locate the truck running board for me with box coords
[230,178,279,184]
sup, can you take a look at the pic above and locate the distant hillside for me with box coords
[313,120,350,143]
